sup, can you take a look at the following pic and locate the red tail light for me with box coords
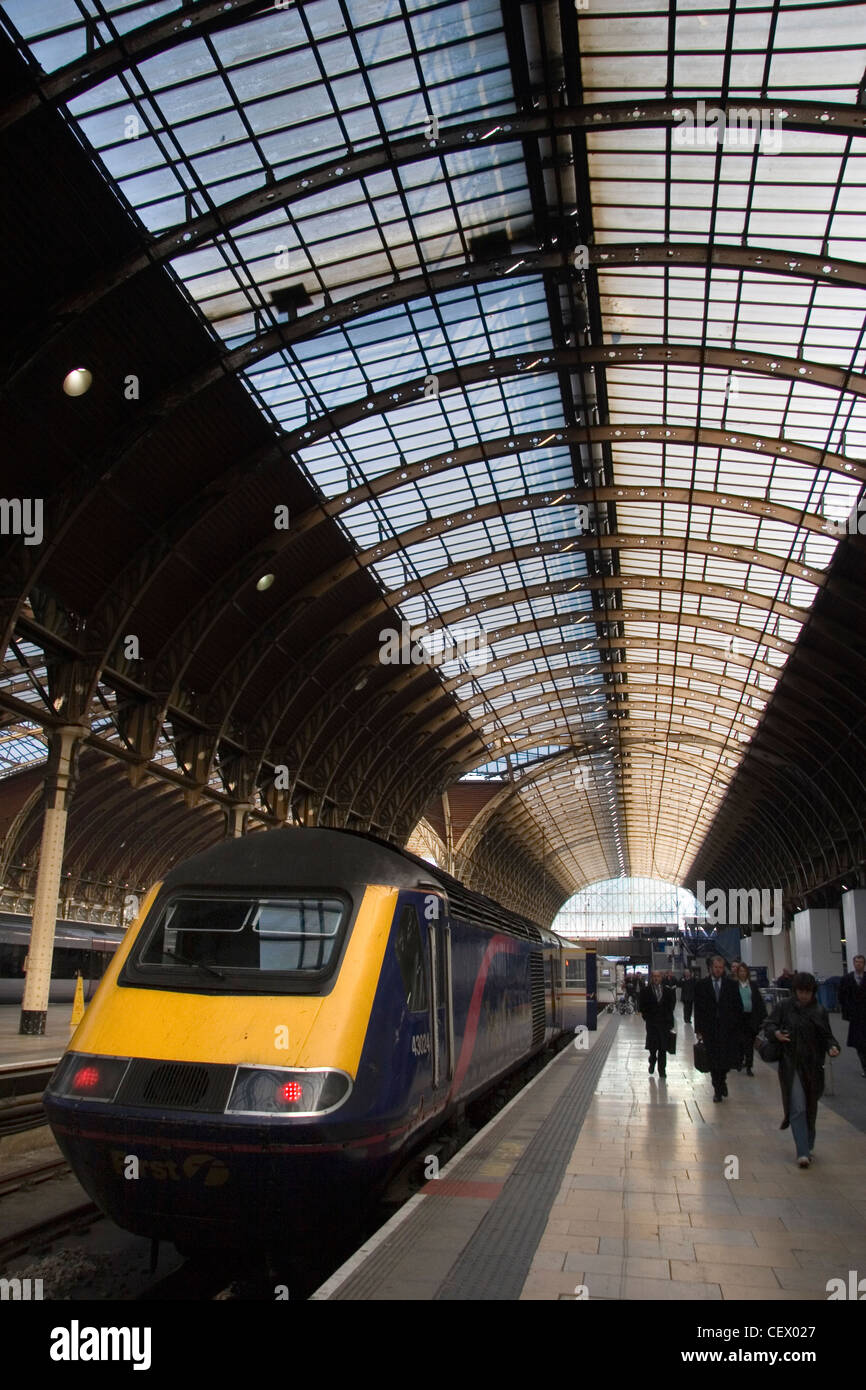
[73,1066,101,1091]
[227,1067,352,1115]
[47,1053,130,1102]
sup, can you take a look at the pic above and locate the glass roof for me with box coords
[2,0,864,893]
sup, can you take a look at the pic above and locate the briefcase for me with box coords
[693,1040,710,1072]
[667,1030,677,1055]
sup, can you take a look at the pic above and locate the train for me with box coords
[43,828,594,1253]
[0,914,124,1004]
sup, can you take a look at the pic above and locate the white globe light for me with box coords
[62,367,93,397]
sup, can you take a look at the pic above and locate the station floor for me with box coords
[0,1004,70,1065]
[314,1008,866,1301]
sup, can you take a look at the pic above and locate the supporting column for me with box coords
[791,907,843,977]
[19,725,87,1035]
[741,932,772,972]
[225,802,252,838]
[841,889,866,968]
[441,791,455,876]
[768,927,792,981]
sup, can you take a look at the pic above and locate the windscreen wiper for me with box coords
[160,948,225,980]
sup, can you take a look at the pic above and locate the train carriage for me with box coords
[44,828,576,1252]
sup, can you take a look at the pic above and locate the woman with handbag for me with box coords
[761,971,840,1168]
[734,963,767,1075]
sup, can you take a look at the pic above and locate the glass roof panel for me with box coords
[1,0,862,892]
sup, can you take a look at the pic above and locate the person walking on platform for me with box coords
[765,972,839,1168]
[694,955,739,1102]
[639,970,676,1078]
[679,969,695,1025]
[838,954,866,1078]
[734,963,766,1075]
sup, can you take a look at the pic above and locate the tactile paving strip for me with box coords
[436,1016,620,1299]
[327,1017,619,1300]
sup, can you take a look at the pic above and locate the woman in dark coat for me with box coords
[765,972,839,1168]
[734,963,767,1075]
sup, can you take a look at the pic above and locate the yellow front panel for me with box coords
[70,883,399,1078]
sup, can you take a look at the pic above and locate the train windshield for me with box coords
[137,896,346,977]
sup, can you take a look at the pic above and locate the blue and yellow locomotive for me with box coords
[44,829,593,1251]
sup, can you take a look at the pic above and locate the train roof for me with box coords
[158,827,556,946]
[0,912,124,947]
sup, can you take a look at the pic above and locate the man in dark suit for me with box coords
[694,955,740,1101]
[639,970,676,1078]
[839,954,866,1077]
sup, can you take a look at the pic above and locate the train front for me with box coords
[43,831,406,1253]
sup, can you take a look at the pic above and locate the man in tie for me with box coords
[694,955,740,1102]
[838,954,866,1077]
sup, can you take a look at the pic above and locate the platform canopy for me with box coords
[1,0,865,923]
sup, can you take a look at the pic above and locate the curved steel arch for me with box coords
[81,427,833,688]
[41,101,866,319]
[116,490,822,768]
[284,388,862,486]
[375,717,735,845]
[664,721,859,893]
[9,351,855,642]
[439,738,806,892]
[309,633,866,861]
[633,709,864,874]
[688,761,840,899]
[8,12,866,910]
[12,250,865,408]
[250,591,785,800]
[22,339,857,677]
[466,645,779,722]
[257,568,807,764]
[577,742,811,890]
[200,519,824,725]
[440,608,793,691]
[467,678,760,743]
[250,561,821,798]
[253,546,802,754]
[183,487,828,709]
[447,717,856,903]
[401,652,866,830]
[0,0,271,132]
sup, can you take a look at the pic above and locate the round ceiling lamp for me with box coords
[62,367,93,396]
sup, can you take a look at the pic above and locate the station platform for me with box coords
[313,1009,866,1301]
[0,1005,70,1068]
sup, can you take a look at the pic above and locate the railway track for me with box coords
[0,1060,59,1100]
[0,1155,69,1199]
[0,1147,98,1268]
[0,1060,59,1138]
[0,1199,101,1266]
[0,1096,47,1138]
